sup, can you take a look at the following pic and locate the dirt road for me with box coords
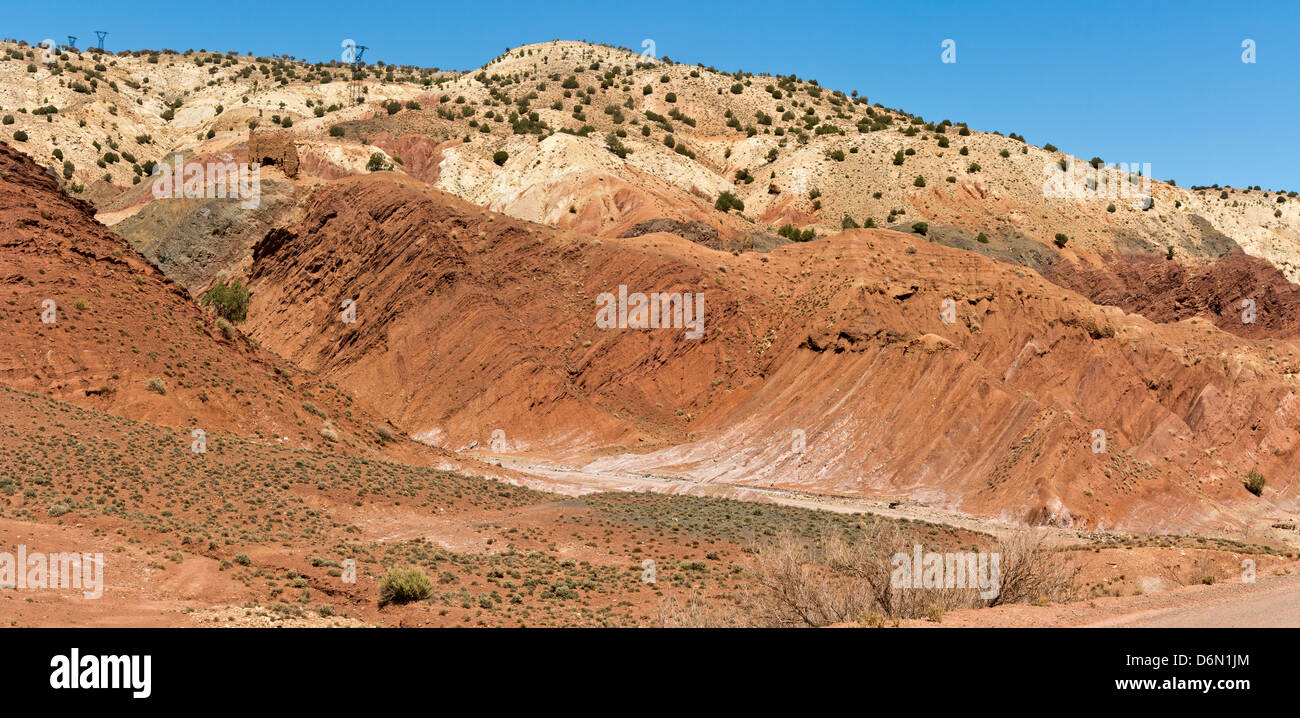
[1087,571,1300,628]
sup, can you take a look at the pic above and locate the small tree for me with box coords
[493,150,508,166]
[911,222,928,236]
[1053,233,1068,248]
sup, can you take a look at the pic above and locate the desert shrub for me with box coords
[328,125,344,137]
[1246,470,1266,496]
[366,152,391,171]
[301,401,326,418]
[714,191,744,213]
[379,567,433,606]
[976,232,989,244]
[911,222,928,236]
[987,530,1081,607]
[1053,233,1068,248]
[200,280,250,322]
[234,552,252,566]
[493,150,508,166]
[145,377,167,395]
[913,175,926,187]
[12,130,27,142]
[604,133,630,158]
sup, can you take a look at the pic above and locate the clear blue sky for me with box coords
[8,0,1297,190]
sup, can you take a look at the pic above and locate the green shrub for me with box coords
[234,552,252,566]
[976,232,989,244]
[379,567,433,606]
[604,133,630,159]
[911,222,928,236]
[913,175,926,188]
[493,150,508,166]
[12,130,27,142]
[714,191,744,213]
[1053,233,1068,248]
[201,280,250,322]
[1246,470,1266,496]
[302,401,326,418]
[328,125,344,137]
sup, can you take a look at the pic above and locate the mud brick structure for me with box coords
[247,130,300,178]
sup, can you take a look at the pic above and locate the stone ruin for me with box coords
[247,130,300,178]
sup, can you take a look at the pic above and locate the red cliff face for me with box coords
[0,140,438,464]
[243,171,1300,533]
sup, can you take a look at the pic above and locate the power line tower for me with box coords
[67,36,77,49]
[348,45,369,105]
[95,31,107,50]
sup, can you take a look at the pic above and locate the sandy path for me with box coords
[1087,571,1300,628]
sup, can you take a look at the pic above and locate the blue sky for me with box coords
[8,0,1296,190]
